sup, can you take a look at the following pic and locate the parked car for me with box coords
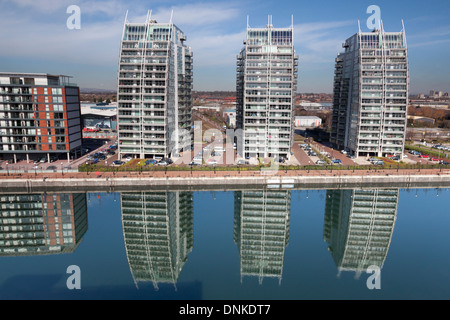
[39,157,47,163]
[207,159,218,165]
[332,159,342,164]
[157,160,168,166]
[237,159,249,165]
[439,160,450,165]
[145,159,158,165]
[112,160,125,166]
[373,160,384,165]
[316,160,326,165]
[189,161,200,166]
[419,154,430,159]
[392,156,400,161]
[430,157,439,162]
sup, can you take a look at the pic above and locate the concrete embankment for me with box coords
[2,172,450,193]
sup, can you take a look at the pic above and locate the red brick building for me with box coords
[0,73,83,163]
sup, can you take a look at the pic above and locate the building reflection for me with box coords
[323,189,399,278]
[234,190,291,285]
[0,193,88,256]
[120,191,194,289]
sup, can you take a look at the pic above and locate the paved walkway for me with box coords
[1,167,448,181]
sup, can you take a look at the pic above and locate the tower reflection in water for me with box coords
[234,190,291,285]
[0,193,88,256]
[323,189,399,278]
[120,192,194,290]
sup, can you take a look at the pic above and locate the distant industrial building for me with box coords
[294,116,322,128]
[80,104,117,131]
[0,72,83,163]
[223,109,236,128]
[330,25,409,157]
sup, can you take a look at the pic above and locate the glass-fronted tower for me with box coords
[234,189,291,284]
[117,12,193,160]
[236,17,298,161]
[121,191,194,289]
[330,24,409,158]
[323,188,398,277]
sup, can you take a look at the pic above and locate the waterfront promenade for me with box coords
[1,167,449,192]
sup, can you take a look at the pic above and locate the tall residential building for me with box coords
[117,12,193,160]
[234,189,291,284]
[330,26,409,158]
[236,18,298,161]
[0,192,88,256]
[323,188,398,277]
[0,73,83,163]
[120,191,194,289]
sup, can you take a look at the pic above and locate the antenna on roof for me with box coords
[401,19,407,48]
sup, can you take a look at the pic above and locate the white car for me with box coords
[207,159,218,165]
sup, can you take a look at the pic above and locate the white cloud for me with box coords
[151,2,241,27]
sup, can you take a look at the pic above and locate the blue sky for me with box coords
[0,0,449,94]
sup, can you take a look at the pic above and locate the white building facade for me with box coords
[236,19,298,161]
[117,13,193,159]
[330,26,409,158]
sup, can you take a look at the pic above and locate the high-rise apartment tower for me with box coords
[330,24,409,158]
[236,17,298,161]
[117,12,193,160]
